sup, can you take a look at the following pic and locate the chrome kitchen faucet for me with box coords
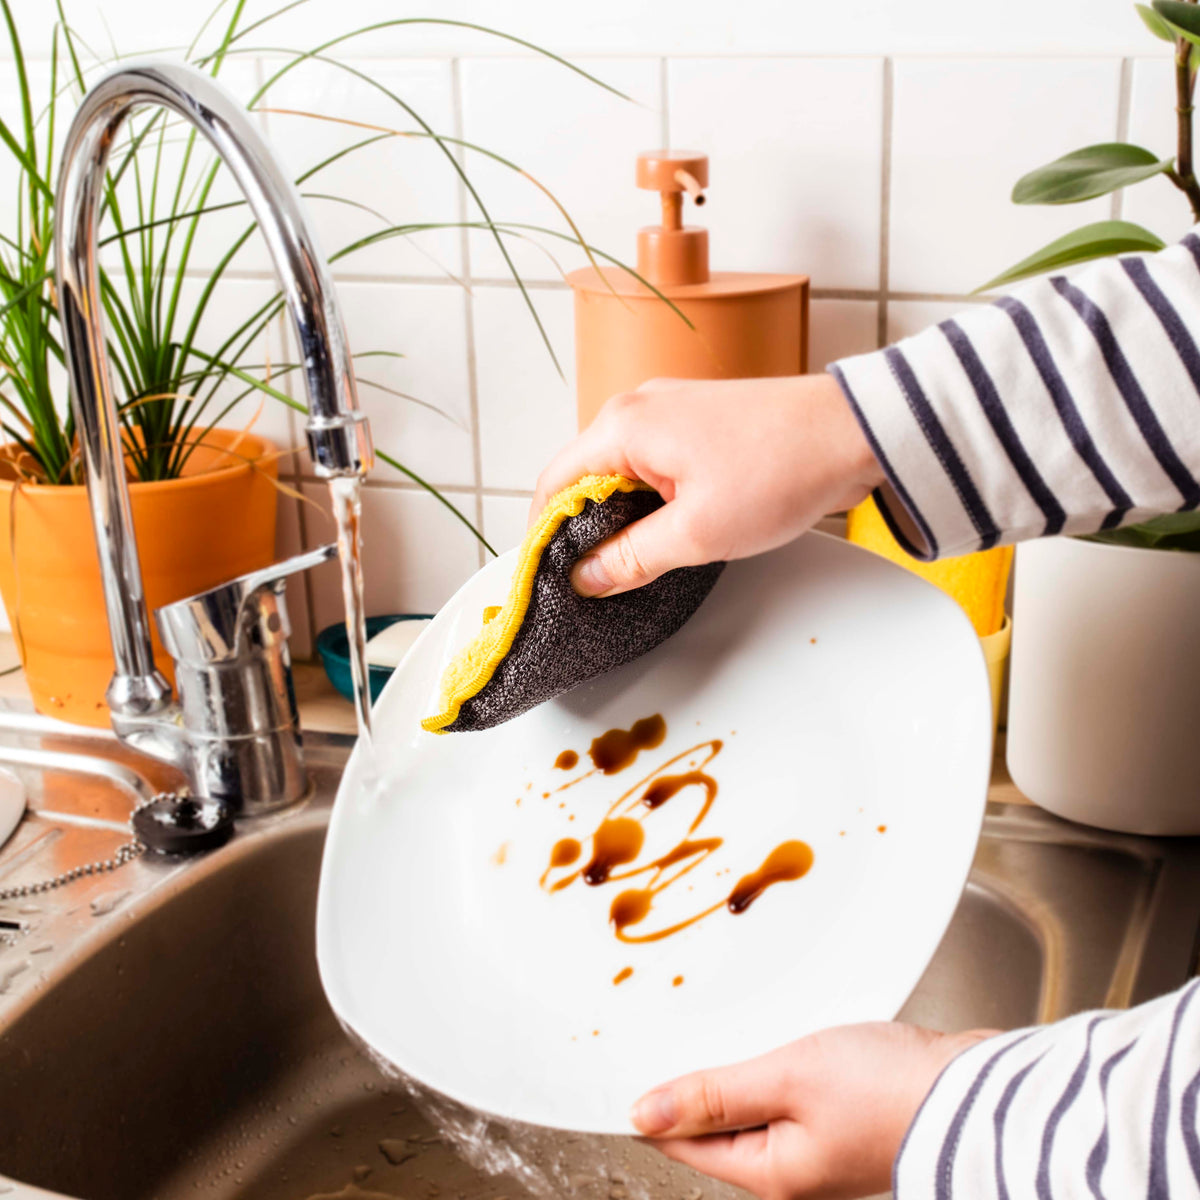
[54,62,374,816]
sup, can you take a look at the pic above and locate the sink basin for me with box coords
[1,716,1198,1200]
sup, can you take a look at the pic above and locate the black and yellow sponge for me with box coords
[421,474,724,734]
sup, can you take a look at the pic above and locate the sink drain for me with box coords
[0,789,233,903]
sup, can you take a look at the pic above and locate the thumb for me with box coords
[630,1055,790,1137]
[570,503,701,598]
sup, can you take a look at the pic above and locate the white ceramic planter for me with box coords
[1007,536,1200,834]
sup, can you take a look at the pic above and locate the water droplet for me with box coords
[379,1138,417,1165]
[0,961,28,994]
[89,889,129,917]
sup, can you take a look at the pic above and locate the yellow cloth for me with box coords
[846,497,1012,638]
[421,475,652,734]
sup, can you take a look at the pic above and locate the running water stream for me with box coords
[329,477,373,749]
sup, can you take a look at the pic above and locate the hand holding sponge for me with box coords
[422,475,724,734]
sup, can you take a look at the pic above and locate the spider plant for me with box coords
[0,0,675,552]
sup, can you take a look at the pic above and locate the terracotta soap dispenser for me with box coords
[567,151,809,428]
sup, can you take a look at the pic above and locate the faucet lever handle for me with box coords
[155,543,337,665]
[235,543,337,600]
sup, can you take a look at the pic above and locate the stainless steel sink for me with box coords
[1,711,1198,1200]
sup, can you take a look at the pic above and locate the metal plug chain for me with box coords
[0,792,171,904]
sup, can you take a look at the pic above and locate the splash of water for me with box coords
[329,476,373,750]
[339,1019,654,1200]
[89,889,130,917]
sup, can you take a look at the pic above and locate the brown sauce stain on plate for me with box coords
[583,818,644,884]
[555,749,579,770]
[539,838,580,888]
[539,715,815,945]
[588,714,666,774]
[613,966,633,985]
[727,841,814,914]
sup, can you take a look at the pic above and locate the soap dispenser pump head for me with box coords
[636,150,710,287]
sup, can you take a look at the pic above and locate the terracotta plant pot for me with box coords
[0,429,279,728]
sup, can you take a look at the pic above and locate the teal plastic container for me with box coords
[316,613,433,704]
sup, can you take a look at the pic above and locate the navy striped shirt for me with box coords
[832,233,1200,1197]
[833,233,1200,561]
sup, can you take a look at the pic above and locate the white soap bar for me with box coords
[365,618,432,669]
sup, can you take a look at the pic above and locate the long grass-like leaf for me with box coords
[226,19,631,101]
[264,109,620,301]
[248,48,564,375]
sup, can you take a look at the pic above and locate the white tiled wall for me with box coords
[0,0,1184,649]
[889,58,1122,295]
[1125,57,1198,243]
[668,57,884,289]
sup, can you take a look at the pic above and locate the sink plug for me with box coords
[131,792,234,856]
[0,789,233,903]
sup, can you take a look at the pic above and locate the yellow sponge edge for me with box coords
[846,495,1012,638]
[420,474,652,734]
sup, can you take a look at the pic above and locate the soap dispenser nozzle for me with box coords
[636,151,710,287]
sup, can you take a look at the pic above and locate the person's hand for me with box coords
[631,1021,997,1200]
[530,374,883,598]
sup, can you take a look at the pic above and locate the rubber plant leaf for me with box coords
[977,221,1166,292]
[1012,143,1173,205]
[1085,511,1200,552]
[1137,2,1179,40]
[1153,0,1200,42]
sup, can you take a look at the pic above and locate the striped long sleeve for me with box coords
[831,231,1200,561]
[831,232,1200,1197]
[893,978,1200,1199]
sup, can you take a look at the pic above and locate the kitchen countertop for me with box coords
[0,631,362,737]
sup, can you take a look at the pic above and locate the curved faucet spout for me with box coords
[55,61,373,724]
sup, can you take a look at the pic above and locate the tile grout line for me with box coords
[299,474,531,497]
[660,57,670,147]
[877,57,894,349]
[1113,57,1133,221]
[2,51,1164,66]
[888,290,993,304]
[177,266,993,307]
[450,58,489,570]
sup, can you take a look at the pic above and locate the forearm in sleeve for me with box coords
[831,231,1200,560]
[894,978,1200,1199]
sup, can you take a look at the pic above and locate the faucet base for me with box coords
[106,669,174,718]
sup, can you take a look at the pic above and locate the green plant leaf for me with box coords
[1152,10,1200,47]
[1137,2,1179,40]
[1012,143,1172,205]
[976,220,1166,292]
[1153,0,1200,39]
[1084,511,1200,552]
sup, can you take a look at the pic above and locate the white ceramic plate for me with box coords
[316,532,991,1133]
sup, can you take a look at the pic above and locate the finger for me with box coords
[630,1053,792,1138]
[570,501,705,597]
[648,1129,772,1197]
[527,418,634,528]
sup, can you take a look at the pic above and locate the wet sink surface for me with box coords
[1,721,1198,1200]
